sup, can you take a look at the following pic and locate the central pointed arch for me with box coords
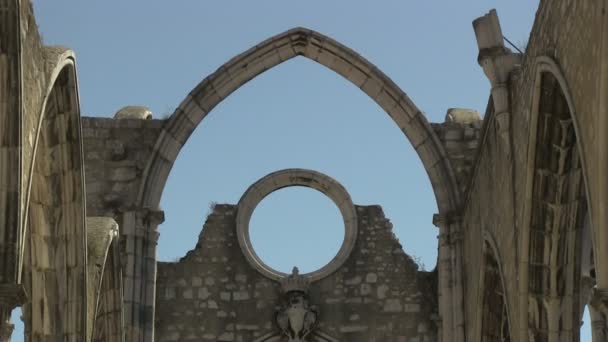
[137,27,461,214]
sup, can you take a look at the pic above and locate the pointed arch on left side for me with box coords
[20,47,89,341]
[476,231,512,342]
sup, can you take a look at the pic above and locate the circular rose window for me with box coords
[236,169,358,282]
[249,186,344,274]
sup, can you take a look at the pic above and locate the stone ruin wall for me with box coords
[1,4,484,339]
[155,204,437,342]
[431,110,483,196]
[79,113,481,218]
[5,1,605,341]
[461,1,603,339]
[74,105,481,342]
[75,111,481,342]
[1,0,52,287]
[81,117,164,217]
[17,1,47,220]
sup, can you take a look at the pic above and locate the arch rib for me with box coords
[519,56,590,342]
[137,27,461,215]
[21,47,89,341]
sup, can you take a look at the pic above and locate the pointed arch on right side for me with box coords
[519,56,591,342]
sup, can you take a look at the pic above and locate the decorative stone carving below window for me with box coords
[276,267,319,342]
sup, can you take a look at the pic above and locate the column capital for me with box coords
[432,212,462,228]
[142,208,165,225]
[122,206,165,225]
[589,287,608,316]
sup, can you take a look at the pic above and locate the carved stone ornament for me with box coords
[276,267,319,342]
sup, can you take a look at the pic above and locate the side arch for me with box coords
[519,56,590,342]
[20,48,88,341]
[136,27,461,214]
[86,217,123,342]
[477,231,512,342]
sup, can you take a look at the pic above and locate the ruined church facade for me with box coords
[1,1,608,341]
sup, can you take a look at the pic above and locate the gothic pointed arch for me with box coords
[136,27,461,214]
[86,217,123,342]
[20,48,89,341]
[520,56,590,342]
[480,233,511,342]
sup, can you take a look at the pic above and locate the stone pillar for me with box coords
[434,213,466,342]
[120,208,163,342]
[0,2,23,340]
[449,223,465,342]
[433,214,454,342]
[589,305,608,342]
[591,289,608,318]
[473,10,523,342]
[473,10,521,159]
[546,297,560,342]
[595,0,608,299]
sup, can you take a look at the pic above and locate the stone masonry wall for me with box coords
[19,1,47,223]
[155,204,438,342]
[82,116,166,341]
[432,118,482,195]
[82,117,164,216]
[461,1,602,340]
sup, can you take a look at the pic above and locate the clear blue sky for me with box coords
[13,1,591,341]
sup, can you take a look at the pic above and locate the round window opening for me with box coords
[237,169,358,281]
[249,186,345,274]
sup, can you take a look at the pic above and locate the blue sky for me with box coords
[13,1,593,341]
[29,0,540,268]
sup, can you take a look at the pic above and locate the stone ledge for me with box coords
[81,116,165,129]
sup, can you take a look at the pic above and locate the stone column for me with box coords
[433,214,454,342]
[595,0,608,301]
[591,289,608,318]
[449,223,465,342]
[433,213,466,342]
[546,297,561,342]
[0,1,23,339]
[588,285,608,342]
[120,208,163,342]
[589,305,608,342]
[473,10,523,342]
